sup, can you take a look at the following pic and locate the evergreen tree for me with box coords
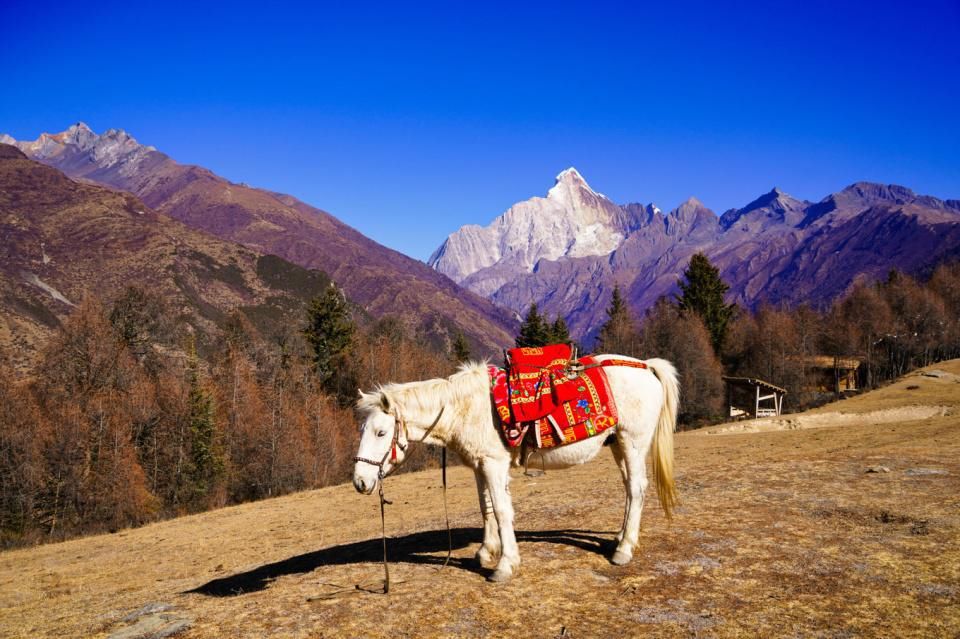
[597,285,640,354]
[303,284,356,397]
[515,303,551,348]
[185,337,222,504]
[676,253,736,355]
[451,330,471,363]
[548,315,571,344]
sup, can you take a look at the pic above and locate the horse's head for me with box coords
[353,389,408,494]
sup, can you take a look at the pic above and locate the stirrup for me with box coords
[523,449,546,478]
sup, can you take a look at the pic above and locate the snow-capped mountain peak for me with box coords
[546,166,601,205]
[555,166,585,183]
[429,168,632,295]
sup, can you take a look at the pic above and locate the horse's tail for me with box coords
[646,358,680,519]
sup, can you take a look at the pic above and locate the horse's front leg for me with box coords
[481,458,520,582]
[473,468,501,568]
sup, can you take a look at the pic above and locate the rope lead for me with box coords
[441,447,452,569]
[379,481,391,593]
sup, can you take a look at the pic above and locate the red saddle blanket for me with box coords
[489,347,626,449]
[505,344,579,422]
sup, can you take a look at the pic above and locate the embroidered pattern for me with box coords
[489,350,622,449]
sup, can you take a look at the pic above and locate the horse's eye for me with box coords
[376,430,387,438]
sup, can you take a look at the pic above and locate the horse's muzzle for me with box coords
[353,475,377,495]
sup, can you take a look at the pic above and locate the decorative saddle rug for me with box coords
[489,345,646,449]
[504,344,579,423]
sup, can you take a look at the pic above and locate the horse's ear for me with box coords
[380,392,392,413]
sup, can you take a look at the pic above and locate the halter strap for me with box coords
[352,405,445,479]
[353,411,406,479]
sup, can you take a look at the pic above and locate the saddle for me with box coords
[489,344,633,449]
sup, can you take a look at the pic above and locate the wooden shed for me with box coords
[723,376,787,418]
[801,355,863,394]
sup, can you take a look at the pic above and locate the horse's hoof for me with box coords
[475,548,499,569]
[487,568,512,583]
[611,550,632,565]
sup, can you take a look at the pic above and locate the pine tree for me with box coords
[596,285,639,354]
[548,315,571,344]
[515,303,551,348]
[303,284,356,397]
[676,253,736,355]
[185,337,223,505]
[451,330,471,363]
[606,286,628,320]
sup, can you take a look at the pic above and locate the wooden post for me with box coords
[834,356,840,395]
[755,385,760,418]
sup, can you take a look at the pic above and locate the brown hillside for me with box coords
[0,145,331,372]
[1,361,958,638]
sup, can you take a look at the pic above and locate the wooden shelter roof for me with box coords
[801,355,863,370]
[722,376,787,394]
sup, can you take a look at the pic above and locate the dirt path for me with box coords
[2,362,959,638]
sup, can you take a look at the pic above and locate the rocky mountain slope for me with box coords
[0,144,332,372]
[3,124,517,353]
[431,169,960,339]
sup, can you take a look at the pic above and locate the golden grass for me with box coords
[2,361,959,638]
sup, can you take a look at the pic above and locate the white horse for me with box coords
[352,356,679,583]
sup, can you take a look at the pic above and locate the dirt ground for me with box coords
[2,361,959,638]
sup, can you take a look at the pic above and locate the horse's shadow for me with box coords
[187,527,615,597]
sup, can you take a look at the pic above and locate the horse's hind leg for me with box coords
[473,468,501,568]
[609,439,629,545]
[611,431,649,565]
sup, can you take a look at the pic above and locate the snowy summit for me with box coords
[428,168,632,296]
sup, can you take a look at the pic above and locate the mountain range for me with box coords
[1,124,517,354]
[5,123,960,353]
[431,168,960,339]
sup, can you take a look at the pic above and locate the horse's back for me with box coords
[592,354,670,436]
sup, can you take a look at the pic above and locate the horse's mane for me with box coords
[356,360,489,416]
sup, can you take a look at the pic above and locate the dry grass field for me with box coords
[2,361,959,638]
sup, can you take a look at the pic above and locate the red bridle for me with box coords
[353,404,446,479]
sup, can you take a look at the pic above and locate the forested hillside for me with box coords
[0,289,460,547]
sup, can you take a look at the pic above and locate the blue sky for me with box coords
[2,0,958,260]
